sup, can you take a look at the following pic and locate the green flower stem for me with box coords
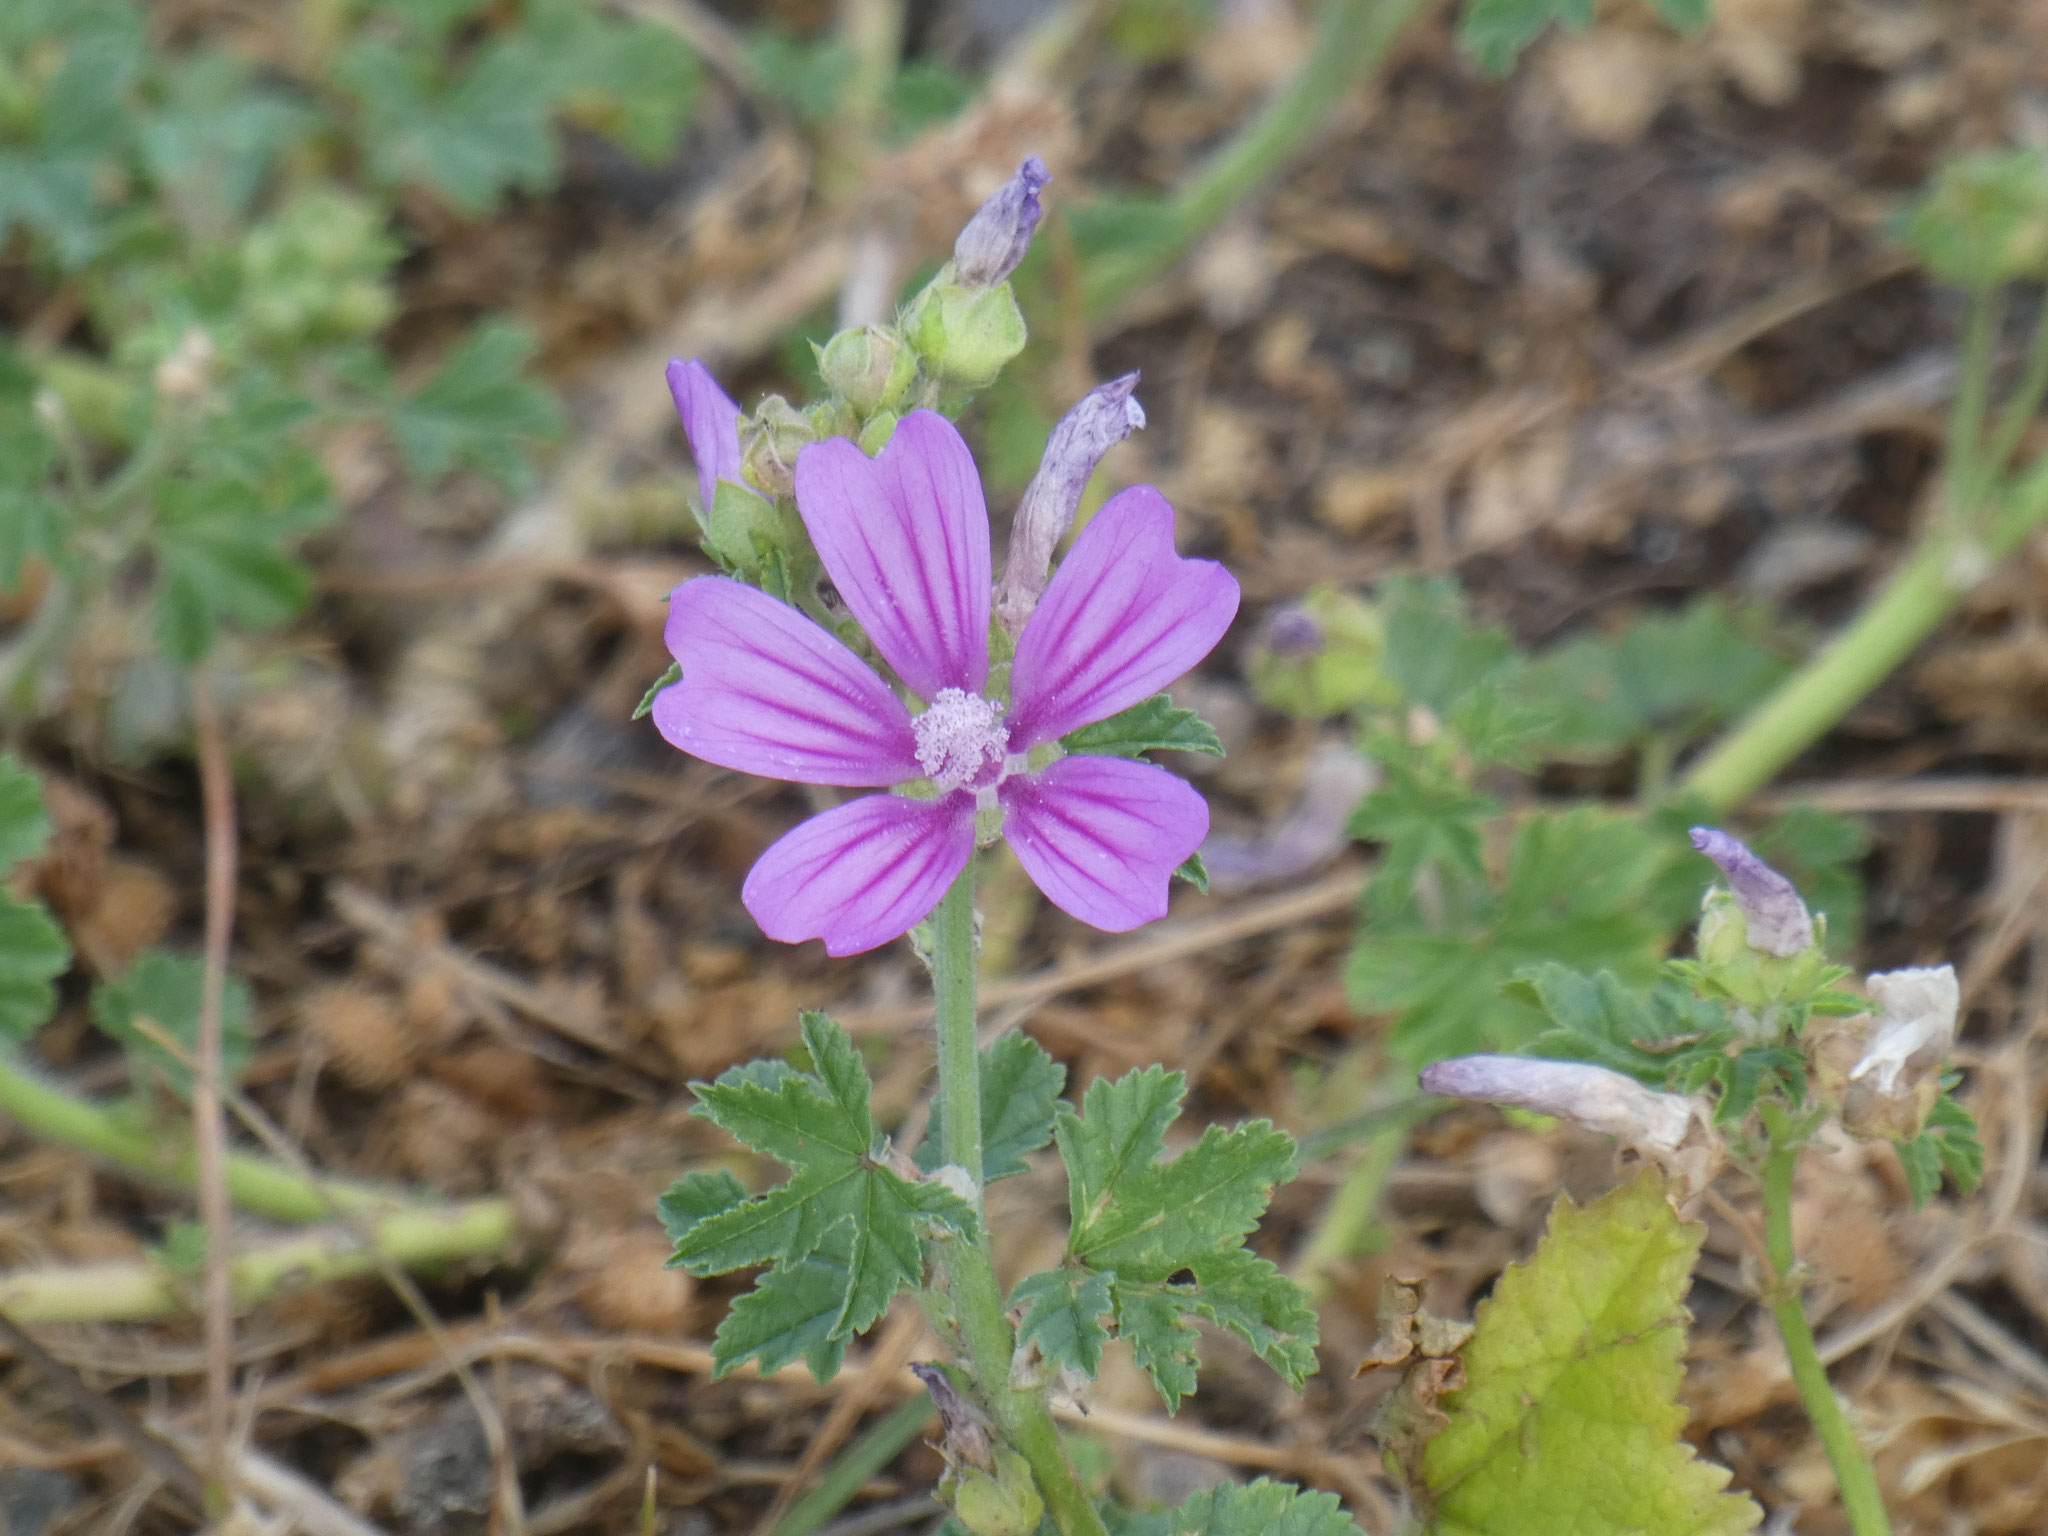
[1681,533,1962,810]
[1081,0,1429,317]
[0,1050,415,1224]
[0,1197,517,1326]
[929,867,1109,1536]
[1683,283,2048,812]
[1759,1144,1893,1536]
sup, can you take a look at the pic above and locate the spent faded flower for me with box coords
[652,398,1238,955]
[1689,827,1814,957]
[1852,964,1959,1094]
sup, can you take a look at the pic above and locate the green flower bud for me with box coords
[1695,889,1749,969]
[946,1448,1044,1536]
[817,325,917,416]
[902,271,1028,389]
[1247,588,1399,719]
[741,395,815,498]
[857,410,899,457]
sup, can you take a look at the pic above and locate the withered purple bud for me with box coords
[994,371,1146,632]
[911,1362,993,1471]
[1689,827,1814,957]
[1257,604,1325,658]
[953,157,1050,289]
[1421,1055,1721,1200]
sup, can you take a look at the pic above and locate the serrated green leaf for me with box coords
[339,34,558,215]
[1173,850,1210,894]
[0,895,70,1044]
[532,0,704,163]
[1424,1172,1760,1536]
[1350,756,1497,911]
[657,1168,749,1254]
[1054,1065,1184,1229]
[1012,1266,1115,1376]
[1061,693,1224,759]
[1458,0,1595,73]
[1118,1285,1202,1411]
[1073,1118,1297,1271]
[390,320,563,492]
[1184,1247,1320,1390]
[918,1030,1065,1182]
[1512,964,1733,1083]
[1351,808,1668,1066]
[91,950,254,1100]
[1051,1066,1315,1409]
[1896,1089,1982,1208]
[0,754,54,872]
[1170,1478,1357,1536]
[679,1012,974,1372]
[710,1222,854,1383]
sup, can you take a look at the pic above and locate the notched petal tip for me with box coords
[793,410,993,701]
[1000,755,1208,933]
[742,792,974,957]
[1007,484,1240,749]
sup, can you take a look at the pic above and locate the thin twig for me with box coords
[188,670,237,1505]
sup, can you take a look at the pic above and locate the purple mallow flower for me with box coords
[995,371,1148,634]
[667,358,746,509]
[954,157,1050,289]
[652,408,1239,956]
[1689,827,1815,957]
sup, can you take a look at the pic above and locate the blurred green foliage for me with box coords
[0,0,701,732]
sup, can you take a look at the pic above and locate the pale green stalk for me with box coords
[929,866,1109,1536]
[0,1050,417,1223]
[1759,1144,1893,1536]
[0,1197,517,1325]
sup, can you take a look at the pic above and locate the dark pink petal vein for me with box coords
[793,412,991,702]
[653,577,920,786]
[743,792,976,956]
[1005,485,1239,750]
[999,755,1209,932]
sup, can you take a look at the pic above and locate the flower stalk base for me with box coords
[928,865,1109,1536]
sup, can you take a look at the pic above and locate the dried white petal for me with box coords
[1851,964,1959,1094]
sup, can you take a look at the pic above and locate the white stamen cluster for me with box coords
[913,688,1010,793]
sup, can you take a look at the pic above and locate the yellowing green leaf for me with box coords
[1424,1171,1759,1536]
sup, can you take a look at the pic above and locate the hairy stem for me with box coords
[929,866,1108,1536]
[1759,1145,1894,1536]
[1082,0,1428,316]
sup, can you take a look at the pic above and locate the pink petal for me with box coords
[667,358,743,510]
[744,792,974,956]
[1000,756,1208,932]
[653,576,919,786]
[1005,486,1239,749]
[792,411,991,701]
